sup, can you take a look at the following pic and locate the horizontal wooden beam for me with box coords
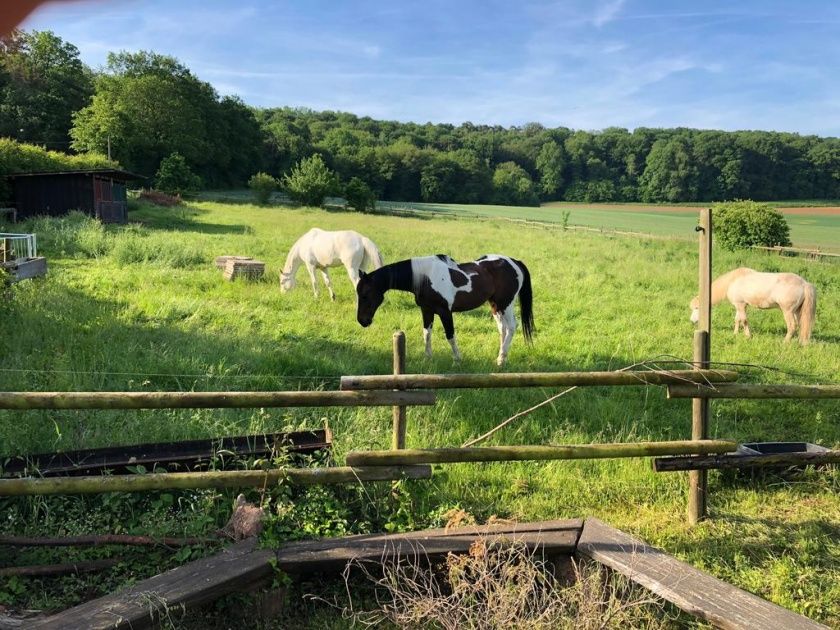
[341,369,738,391]
[0,389,435,410]
[0,465,432,496]
[654,450,840,472]
[346,440,738,466]
[668,383,840,399]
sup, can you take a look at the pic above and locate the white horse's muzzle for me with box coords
[689,308,700,324]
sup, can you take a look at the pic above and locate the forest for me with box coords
[2,29,839,205]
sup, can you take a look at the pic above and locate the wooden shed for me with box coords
[6,169,143,224]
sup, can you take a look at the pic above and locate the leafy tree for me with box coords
[639,136,699,202]
[344,177,376,212]
[71,51,261,187]
[492,162,539,206]
[155,152,202,196]
[283,154,338,206]
[713,200,791,250]
[248,172,278,205]
[0,30,93,147]
[535,141,565,199]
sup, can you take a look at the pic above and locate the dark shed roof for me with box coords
[7,169,146,181]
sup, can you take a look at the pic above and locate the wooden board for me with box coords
[30,539,275,630]
[32,519,581,630]
[5,256,47,282]
[1,429,332,477]
[576,518,828,630]
[223,258,264,280]
[214,255,252,269]
[275,518,582,573]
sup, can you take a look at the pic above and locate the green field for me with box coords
[375,200,840,253]
[1,201,838,625]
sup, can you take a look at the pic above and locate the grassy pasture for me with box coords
[0,201,838,624]
[376,199,840,253]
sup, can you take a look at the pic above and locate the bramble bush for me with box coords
[713,200,792,250]
[283,154,338,207]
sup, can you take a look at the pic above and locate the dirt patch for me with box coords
[541,202,840,216]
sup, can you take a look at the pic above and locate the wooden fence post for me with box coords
[689,209,712,524]
[392,331,407,449]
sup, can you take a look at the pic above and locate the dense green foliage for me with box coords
[70,51,261,186]
[283,154,338,206]
[344,176,376,212]
[2,30,839,206]
[248,171,279,205]
[713,200,792,250]
[0,202,837,625]
[154,152,202,196]
[0,30,93,148]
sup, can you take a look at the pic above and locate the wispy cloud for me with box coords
[592,0,626,27]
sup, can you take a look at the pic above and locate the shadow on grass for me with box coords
[127,204,254,235]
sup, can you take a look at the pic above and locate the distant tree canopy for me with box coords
[1,30,839,205]
[70,51,262,188]
[0,30,93,148]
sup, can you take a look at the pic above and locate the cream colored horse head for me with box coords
[279,270,296,292]
[689,296,700,324]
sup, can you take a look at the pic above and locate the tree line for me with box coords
[2,29,838,205]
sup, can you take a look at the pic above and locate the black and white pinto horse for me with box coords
[356,254,534,365]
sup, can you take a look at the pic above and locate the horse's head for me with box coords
[356,270,384,327]
[279,271,296,293]
[689,296,700,324]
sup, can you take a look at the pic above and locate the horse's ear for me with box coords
[359,270,366,278]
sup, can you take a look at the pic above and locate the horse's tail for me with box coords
[798,282,816,344]
[514,259,534,343]
[361,237,384,270]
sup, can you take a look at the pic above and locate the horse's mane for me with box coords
[711,267,754,304]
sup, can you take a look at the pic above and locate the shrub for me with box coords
[154,152,202,196]
[27,211,111,258]
[248,172,279,205]
[344,177,376,212]
[713,200,792,251]
[282,154,338,207]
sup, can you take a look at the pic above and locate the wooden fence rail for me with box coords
[0,390,435,410]
[341,369,738,391]
[345,440,738,466]
[668,384,840,399]
[654,450,840,472]
[0,466,433,496]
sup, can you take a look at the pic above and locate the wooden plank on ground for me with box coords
[275,518,583,573]
[30,539,275,630]
[576,518,828,630]
[30,519,581,630]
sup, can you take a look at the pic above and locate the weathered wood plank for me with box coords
[0,389,435,410]
[576,518,828,630]
[668,383,840,399]
[275,518,583,573]
[653,450,840,472]
[31,519,582,630]
[341,369,739,390]
[1,429,331,477]
[30,539,274,630]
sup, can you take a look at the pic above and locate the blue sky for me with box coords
[22,0,840,135]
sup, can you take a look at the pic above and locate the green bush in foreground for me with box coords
[713,200,792,250]
[248,172,279,205]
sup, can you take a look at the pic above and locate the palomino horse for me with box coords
[280,228,384,300]
[356,254,534,366]
[690,267,816,344]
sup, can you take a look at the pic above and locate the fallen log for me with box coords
[0,559,118,577]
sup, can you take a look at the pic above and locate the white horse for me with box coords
[280,228,384,300]
[690,267,816,344]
